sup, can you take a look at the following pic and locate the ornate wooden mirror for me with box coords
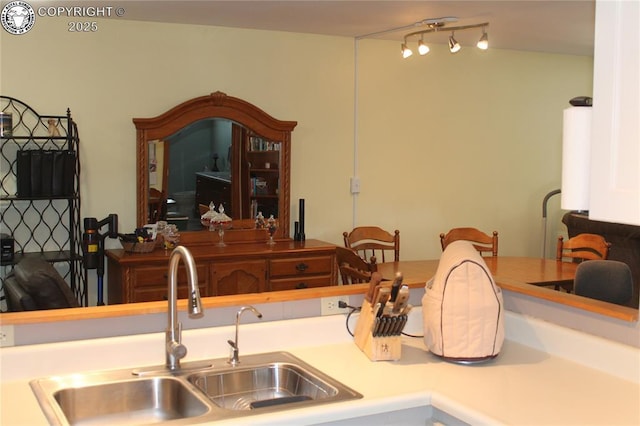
[135,91,297,240]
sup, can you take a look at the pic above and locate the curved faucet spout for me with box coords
[228,305,263,365]
[166,245,203,371]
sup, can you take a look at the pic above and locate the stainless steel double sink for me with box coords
[30,351,362,425]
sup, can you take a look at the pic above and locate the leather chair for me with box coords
[574,260,633,305]
[3,275,38,311]
[4,257,80,311]
[343,226,400,264]
[556,233,611,293]
[440,227,499,257]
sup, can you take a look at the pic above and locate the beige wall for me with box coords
[1,17,592,302]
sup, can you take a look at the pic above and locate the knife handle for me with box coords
[365,272,384,303]
[392,285,410,314]
[371,316,380,337]
[374,287,391,316]
[389,272,403,302]
[380,316,391,337]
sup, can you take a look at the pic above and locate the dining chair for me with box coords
[148,187,167,223]
[335,246,377,284]
[556,233,611,263]
[343,226,400,264]
[574,260,633,305]
[439,227,499,257]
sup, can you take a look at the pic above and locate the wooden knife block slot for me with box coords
[354,300,402,361]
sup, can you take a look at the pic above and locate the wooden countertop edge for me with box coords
[0,284,371,325]
[1,279,636,325]
[497,278,638,322]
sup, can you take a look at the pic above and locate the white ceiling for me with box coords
[87,1,596,56]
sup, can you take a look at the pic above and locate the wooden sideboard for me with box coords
[106,239,337,304]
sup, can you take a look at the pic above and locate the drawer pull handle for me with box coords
[296,282,308,289]
[296,263,309,272]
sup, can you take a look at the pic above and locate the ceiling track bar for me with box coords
[404,22,489,41]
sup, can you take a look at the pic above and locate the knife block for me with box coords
[354,300,402,361]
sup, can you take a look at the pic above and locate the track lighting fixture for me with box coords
[477,27,489,50]
[401,42,413,58]
[418,36,429,55]
[400,19,489,59]
[448,32,461,53]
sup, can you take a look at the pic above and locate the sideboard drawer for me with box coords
[132,284,209,303]
[269,256,333,277]
[132,264,209,288]
[270,275,332,291]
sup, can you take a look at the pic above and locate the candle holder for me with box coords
[215,220,232,247]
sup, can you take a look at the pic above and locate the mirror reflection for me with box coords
[148,118,283,231]
[134,91,295,239]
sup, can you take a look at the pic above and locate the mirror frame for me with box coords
[134,91,297,238]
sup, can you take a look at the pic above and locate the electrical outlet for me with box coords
[0,325,15,347]
[350,177,360,194]
[321,296,350,316]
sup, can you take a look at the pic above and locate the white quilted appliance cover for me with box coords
[422,240,504,361]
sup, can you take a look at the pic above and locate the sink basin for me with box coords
[54,377,208,424]
[30,370,211,425]
[30,352,361,425]
[187,352,358,411]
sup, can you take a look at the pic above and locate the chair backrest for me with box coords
[343,226,400,264]
[149,187,167,223]
[198,204,210,216]
[3,275,37,311]
[556,233,610,262]
[6,258,80,311]
[335,246,376,284]
[574,260,632,305]
[440,227,499,257]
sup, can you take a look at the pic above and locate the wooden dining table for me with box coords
[375,257,578,289]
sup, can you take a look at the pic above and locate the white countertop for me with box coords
[1,309,639,425]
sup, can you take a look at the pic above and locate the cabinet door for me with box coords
[589,0,640,225]
[211,259,266,295]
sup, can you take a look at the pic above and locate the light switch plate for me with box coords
[350,177,361,194]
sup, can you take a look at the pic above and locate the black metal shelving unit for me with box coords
[0,96,87,308]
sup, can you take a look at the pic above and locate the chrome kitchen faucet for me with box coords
[228,305,263,365]
[165,246,204,371]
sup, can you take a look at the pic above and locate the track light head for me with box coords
[401,42,413,58]
[418,39,430,55]
[477,28,489,50]
[448,32,461,53]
